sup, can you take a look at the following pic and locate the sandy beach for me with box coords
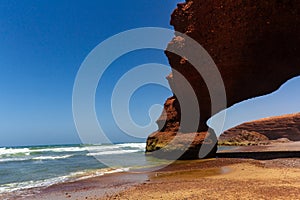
[1,1,300,200]
[1,143,299,200]
[106,158,300,200]
[3,154,299,200]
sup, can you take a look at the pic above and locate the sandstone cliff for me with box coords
[146,0,300,159]
[220,113,300,143]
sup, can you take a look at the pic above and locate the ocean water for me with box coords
[0,143,235,195]
[0,143,153,194]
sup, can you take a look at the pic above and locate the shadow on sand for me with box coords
[216,151,300,160]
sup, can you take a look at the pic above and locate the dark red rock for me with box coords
[146,131,217,160]
[166,0,300,131]
[156,96,180,133]
[146,1,300,159]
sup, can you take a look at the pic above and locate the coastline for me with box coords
[4,158,300,199]
[2,143,300,200]
[108,158,300,200]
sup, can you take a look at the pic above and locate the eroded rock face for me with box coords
[219,130,270,146]
[147,95,218,160]
[156,96,180,133]
[221,113,300,142]
[146,131,217,160]
[146,0,300,159]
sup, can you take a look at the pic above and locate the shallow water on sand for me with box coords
[0,143,150,194]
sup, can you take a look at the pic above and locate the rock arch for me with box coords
[146,0,300,159]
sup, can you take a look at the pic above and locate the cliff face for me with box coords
[146,0,300,159]
[220,113,300,142]
[161,0,300,132]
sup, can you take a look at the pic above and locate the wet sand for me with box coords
[5,172,148,200]
[105,158,300,200]
[3,158,298,200]
[3,143,300,200]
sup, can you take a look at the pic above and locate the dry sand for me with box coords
[3,143,300,200]
[104,158,300,200]
[4,157,298,200]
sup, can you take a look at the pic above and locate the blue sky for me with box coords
[0,0,299,146]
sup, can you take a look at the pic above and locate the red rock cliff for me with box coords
[220,113,300,142]
[146,0,300,159]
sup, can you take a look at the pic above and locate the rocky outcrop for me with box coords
[146,1,300,159]
[146,96,218,159]
[146,131,217,159]
[219,130,270,146]
[220,113,300,142]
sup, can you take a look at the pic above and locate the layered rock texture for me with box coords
[146,1,300,159]
[146,131,217,160]
[220,113,300,144]
[219,130,270,146]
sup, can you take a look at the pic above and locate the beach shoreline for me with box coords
[2,157,299,200]
[2,143,300,200]
[108,158,300,200]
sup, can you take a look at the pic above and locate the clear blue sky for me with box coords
[0,0,299,147]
